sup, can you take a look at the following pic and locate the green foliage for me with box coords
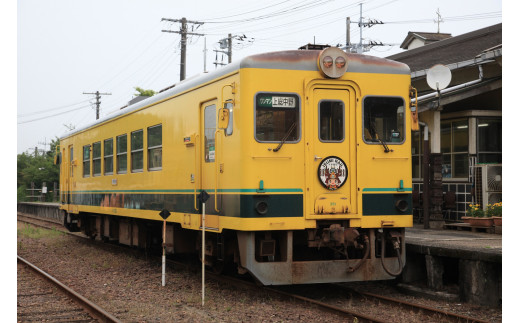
[485,202,502,217]
[467,204,486,217]
[134,87,155,97]
[17,138,60,202]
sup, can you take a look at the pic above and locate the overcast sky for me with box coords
[15,0,503,154]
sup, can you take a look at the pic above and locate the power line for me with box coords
[17,98,92,117]
[17,103,93,125]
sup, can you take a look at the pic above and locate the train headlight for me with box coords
[318,47,349,78]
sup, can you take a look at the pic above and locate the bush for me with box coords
[467,204,485,217]
[485,202,502,217]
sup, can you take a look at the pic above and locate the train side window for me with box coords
[131,130,144,172]
[104,138,114,175]
[319,100,344,142]
[92,142,102,176]
[363,96,405,144]
[83,145,90,177]
[255,92,300,143]
[116,134,127,174]
[204,105,216,163]
[148,124,162,170]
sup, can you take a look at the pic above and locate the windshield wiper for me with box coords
[273,122,297,152]
[369,123,393,153]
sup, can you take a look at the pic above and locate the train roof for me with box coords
[60,50,409,139]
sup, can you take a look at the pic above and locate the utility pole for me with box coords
[434,8,444,33]
[344,3,385,54]
[214,34,233,67]
[83,91,112,120]
[162,17,204,81]
[346,17,351,52]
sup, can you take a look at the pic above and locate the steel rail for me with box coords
[17,256,121,323]
[337,284,489,323]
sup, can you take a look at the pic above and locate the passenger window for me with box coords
[83,145,90,177]
[204,105,216,163]
[319,100,344,142]
[363,97,405,144]
[116,134,127,174]
[255,93,299,142]
[131,130,144,172]
[104,138,114,175]
[92,142,102,176]
[148,124,162,170]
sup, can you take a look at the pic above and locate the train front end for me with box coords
[235,47,414,285]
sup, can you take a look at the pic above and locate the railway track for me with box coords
[17,212,493,322]
[17,256,120,323]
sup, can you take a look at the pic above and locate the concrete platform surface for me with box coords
[405,225,501,263]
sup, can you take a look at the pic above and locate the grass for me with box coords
[17,224,64,239]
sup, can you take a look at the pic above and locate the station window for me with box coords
[477,118,502,164]
[92,141,102,176]
[363,96,405,144]
[104,138,114,175]
[148,124,162,170]
[441,120,468,178]
[83,145,90,177]
[255,93,300,143]
[131,130,144,172]
[116,134,127,174]
[319,100,344,142]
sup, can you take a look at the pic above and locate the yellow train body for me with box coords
[59,48,413,284]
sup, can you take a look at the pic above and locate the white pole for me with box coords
[202,202,206,306]
[162,219,166,286]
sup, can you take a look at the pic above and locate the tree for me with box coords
[17,137,60,201]
[134,87,155,97]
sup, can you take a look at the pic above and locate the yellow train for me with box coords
[57,47,415,284]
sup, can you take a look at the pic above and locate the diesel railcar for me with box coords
[57,47,416,285]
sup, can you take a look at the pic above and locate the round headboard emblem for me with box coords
[318,156,348,190]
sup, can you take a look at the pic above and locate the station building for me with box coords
[387,23,502,225]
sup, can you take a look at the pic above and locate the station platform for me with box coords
[406,225,501,263]
[403,224,502,307]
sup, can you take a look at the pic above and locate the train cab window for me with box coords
[204,105,216,163]
[104,138,114,175]
[148,124,162,170]
[131,130,144,172]
[83,145,90,177]
[116,134,127,174]
[255,93,300,143]
[319,100,344,142]
[92,142,102,176]
[363,96,405,144]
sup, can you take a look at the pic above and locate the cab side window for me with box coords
[83,145,90,177]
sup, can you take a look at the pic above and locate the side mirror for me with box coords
[218,107,230,129]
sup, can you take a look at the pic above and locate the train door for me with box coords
[200,100,220,229]
[307,88,355,217]
[65,145,73,211]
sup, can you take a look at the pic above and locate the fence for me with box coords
[26,182,59,202]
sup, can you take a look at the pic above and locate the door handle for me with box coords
[314,155,322,161]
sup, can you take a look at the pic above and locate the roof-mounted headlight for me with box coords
[318,47,348,78]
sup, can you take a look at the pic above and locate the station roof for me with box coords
[387,23,502,72]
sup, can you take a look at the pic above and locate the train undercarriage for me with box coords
[65,211,405,285]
